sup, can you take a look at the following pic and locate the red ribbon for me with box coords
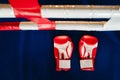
[9,0,55,30]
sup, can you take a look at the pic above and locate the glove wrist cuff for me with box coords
[59,60,70,68]
[80,59,93,69]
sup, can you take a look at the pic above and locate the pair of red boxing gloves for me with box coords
[54,35,98,71]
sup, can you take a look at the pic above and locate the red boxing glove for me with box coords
[54,36,73,71]
[79,35,98,71]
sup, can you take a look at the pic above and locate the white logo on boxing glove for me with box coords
[81,41,98,58]
[54,41,72,59]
